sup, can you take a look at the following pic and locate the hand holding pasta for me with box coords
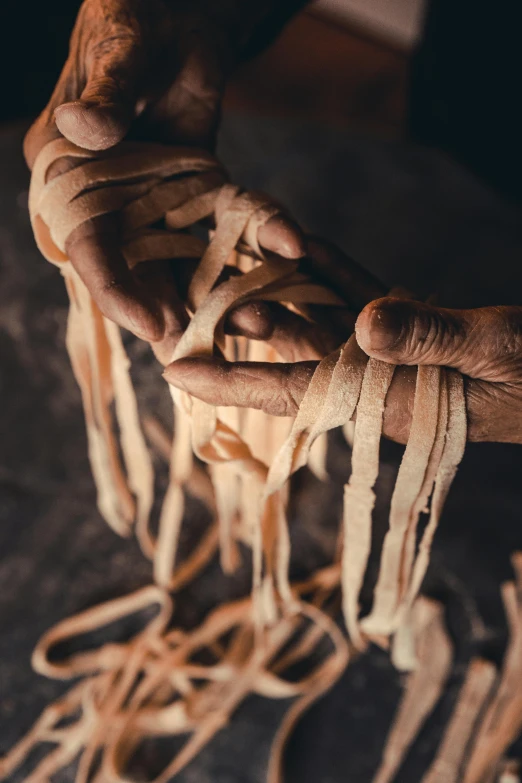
[24,0,300,159]
[165,298,522,445]
[23,0,306,344]
[10,3,522,775]
[9,116,475,783]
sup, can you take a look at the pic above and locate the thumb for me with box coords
[54,31,144,151]
[355,297,504,379]
[24,5,146,166]
[140,30,227,149]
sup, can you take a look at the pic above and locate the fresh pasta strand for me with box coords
[421,658,497,783]
[463,557,522,783]
[0,578,349,783]
[372,599,453,783]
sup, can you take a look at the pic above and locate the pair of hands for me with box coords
[26,0,522,446]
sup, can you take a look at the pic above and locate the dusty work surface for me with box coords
[1,114,522,782]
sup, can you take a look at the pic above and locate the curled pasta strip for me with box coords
[1,578,349,783]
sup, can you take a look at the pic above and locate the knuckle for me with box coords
[497,308,522,354]
[95,276,132,305]
[278,367,308,417]
[84,24,141,79]
[264,392,293,418]
[470,307,522,381]
[245,380,289,417]
[244,376,295,417]
[87,28,140,60]
[45,156,84,183]
[406,307,463,363]
[465,379,522,442]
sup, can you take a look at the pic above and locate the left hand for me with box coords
[164,271,522,445]
[24,0,307,351]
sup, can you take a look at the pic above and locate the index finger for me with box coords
[66,213,164,341]
[302,237,387,310]
[163,356,421,445]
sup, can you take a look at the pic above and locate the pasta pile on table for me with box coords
[374,554,522,783]
[0,139,477,781]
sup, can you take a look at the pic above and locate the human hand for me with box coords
[164,277,522,445]
[25,0,246,161]
[355,299,522,444]
[24,0,306,348]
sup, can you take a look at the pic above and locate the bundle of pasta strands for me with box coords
[29,137,467,634]
[18,136,472,780]
[461,553,522,783]
[28,138,345,616]
[375,555,522,783]
[0,570,349,783]
[262,339,467,648]
[372,598,453,783]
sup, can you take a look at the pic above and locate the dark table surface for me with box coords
[1,114,522,782]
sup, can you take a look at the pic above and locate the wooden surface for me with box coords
[224,11,408,138]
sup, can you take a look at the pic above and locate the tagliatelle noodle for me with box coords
[0,571,349,783]
[462,555,522,783]
[362,365,443,637]
[341,357,395,648]
[421,658,497,783]
[0,138,472,780]
[372,599,453,783]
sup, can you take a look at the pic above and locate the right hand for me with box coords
[165,294,522,446]
[25,0,306,350]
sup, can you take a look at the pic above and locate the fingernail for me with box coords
[162,369,187,390]
[55,102,127,151]
[258,218,306,260]
[280,232,305,259]
[163,356,216,386]
[125,305,164,343]
[356,300,404,354]
[227,301,274,340]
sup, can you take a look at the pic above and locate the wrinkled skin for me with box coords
[27,0,522,446]
[24,0,306,355]
[165,293,522,446]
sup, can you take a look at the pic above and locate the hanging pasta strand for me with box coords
[372,599,453,783]
[362,365,442,639]
[421,658,497,783]
[463,556,522,783]
[341,358,395,648]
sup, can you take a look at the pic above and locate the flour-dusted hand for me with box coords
[165,279,522,445]
[24,0,307,344]
[355,298,522,443]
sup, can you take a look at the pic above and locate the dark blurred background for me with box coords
[1,0,521,200]
[1,1,79,123]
